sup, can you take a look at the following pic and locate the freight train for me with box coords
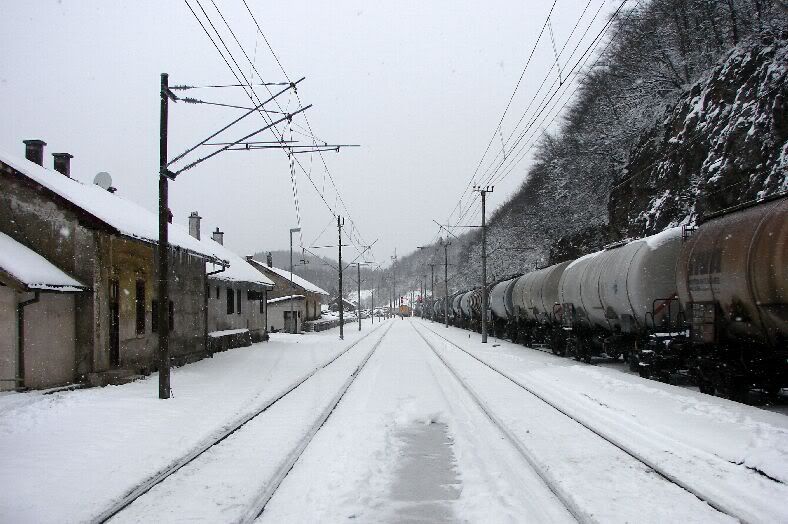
[423,194,787,402]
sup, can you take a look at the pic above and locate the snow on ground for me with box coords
[260,318,575,523]
[2,316,786,522]
[0,322,380,523]
[414,318,788,521]
[111,323,391,523]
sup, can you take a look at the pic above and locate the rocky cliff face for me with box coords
[609,36,787,238]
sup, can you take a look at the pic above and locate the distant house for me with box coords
[329,296,357,313]
[266,295,306,333]
[185,214,274,349]
[0,232,90,390]
[247,255,329,331]
[0,140,230,388]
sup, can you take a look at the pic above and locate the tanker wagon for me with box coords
[450,292,464,327]
[489,277,519,340]
[645,194,787,400]
[559,227,684,363]
[512,261,572,353]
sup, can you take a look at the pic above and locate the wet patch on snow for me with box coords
[386,422,460,522]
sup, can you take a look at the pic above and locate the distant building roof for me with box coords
[250,261,329,295]
[0,149,226,262]
[267,294,305,304]
[0,232,88,292]
[206,241,273,288]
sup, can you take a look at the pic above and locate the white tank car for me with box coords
[598,227,683,332]
[452,293,464,317]
[558,250,603,327]
[560,228,683,332]
[514,261,572,324]
[460,290,474,318]
[489,278,517,319]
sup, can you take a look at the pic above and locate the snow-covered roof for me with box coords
[206,241,273,288]
[0,149,226,262]
[267,294,305,304]
[0,232,88,292]
[251,262,329,295]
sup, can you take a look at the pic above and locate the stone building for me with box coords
[186,214,274,350]
[247,255,328,326]
[0,141,229,387]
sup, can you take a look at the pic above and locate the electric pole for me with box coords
[441,239,451,328]
[338,216,344,340]
[429,263,435,306]
[152,73,319,399]
[158,73,171,400]
[391,251,397,317]
[357,262,362,331]
[474,185,493,343]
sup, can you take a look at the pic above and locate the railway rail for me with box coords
[94,321,393,524]
[413,319,787,523]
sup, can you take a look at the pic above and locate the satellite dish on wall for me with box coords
[93,172,116,192]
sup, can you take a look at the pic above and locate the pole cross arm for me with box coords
[167,76,305,167]
[173,104,312,175]
[160,168,178,180]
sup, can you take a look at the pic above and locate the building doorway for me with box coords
[284,310,300,333]
[109,278,120,367]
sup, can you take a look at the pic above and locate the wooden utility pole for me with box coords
[157,73,171,399]
[338,216,344,340]
[357,262,362,331]
[474,185,493,343]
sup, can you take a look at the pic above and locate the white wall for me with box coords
[267,300,305,333]
[0,288,77,390]
[208,281,266,339]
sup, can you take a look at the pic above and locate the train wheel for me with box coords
[698,379,715,395]
[628,352,639,372]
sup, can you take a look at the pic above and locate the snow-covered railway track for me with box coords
[412,321,784,523]
[93,321,393,524]
[411,323,589,522]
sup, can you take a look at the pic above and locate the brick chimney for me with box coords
[52,153,73,177]
[211,227,224,245]
[188,211,201,240]
[266,252,273,267]
[23,139,46,166]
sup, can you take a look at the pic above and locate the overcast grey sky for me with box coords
[1,1,615,266]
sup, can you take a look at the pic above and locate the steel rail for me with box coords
[242,321,395,522]
[92,320,389,523]
[414,320,765,524]
[411,322,588,523]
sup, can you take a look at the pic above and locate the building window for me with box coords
[227,288,235,314]
[260,296,265,314]
[216,286,220,299]
[237,289,242,315]
[135,279,146,335]
[152,300,174,332]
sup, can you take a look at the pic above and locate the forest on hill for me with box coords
[385,0,787,298]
